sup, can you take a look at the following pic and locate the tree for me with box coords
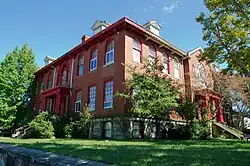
[116,57,180,139]
[196,0,250,76]
[0,44,37,132]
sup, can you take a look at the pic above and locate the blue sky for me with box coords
[0,0,208,66]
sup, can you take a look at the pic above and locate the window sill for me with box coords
[89,68,97,72]
[103,62,114,67]
[104,107,113,111]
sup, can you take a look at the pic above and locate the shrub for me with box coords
[48,112,70,138]
[186,121,210,140]
[28,112,54,138]
[64,107,92,138]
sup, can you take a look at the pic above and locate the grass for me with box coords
[0,138,250,166]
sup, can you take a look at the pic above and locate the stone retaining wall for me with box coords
[0,143,109,166]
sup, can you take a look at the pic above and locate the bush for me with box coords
[28,112,54,138]
[48,112,70,138]
[186,121,210,140]
[64,107,92,138]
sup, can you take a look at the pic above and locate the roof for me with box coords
[143,20,162,30]
[36,17,187,74]
[187,47,203,56]
[91,20,111,30]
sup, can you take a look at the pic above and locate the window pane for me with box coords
[133,49,140,63]
[79,65,84,75]
[104,81,113,109]
[89,86,96,111]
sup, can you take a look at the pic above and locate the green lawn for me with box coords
[0,138,250,166]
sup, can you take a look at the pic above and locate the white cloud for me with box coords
[162,1,178,14]
[143,6,155,12]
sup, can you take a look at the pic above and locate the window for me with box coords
[148,45,156,66]
[105,40,114,65]
[33,104,36,112]
[198,64,206,85]
[133,38,142,63]
[104,81,114,109]
[47,71,53,89]
[40,77,45,92]
[78,56,84,76]
[104,121,112,138]
[174,57,180,79]
[162,53,170,74]
[75,90,82,112]
[38,102,42,113]
[90,49,98,71]
[62,67,68,84]
[89,86,96,111]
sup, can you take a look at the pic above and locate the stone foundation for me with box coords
[89,117,186,139]
[0,144,109,166]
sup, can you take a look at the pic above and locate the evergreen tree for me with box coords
[0,44,37,132]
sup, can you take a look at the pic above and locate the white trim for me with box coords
[75,101,81,112]
[187,47,203,56]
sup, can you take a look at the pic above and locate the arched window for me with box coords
[174,57,180,79]
[61,66,68,84]
[47,71,53,89]
[90,49,98,71]
[148,45,156,66]
[105,40,114,65]
[162,53,170,74]
[133,38,142,63]
[78,55,84,76]
[40,76,45,92]
[198,63,206,85]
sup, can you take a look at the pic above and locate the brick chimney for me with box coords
[81,35,90,43]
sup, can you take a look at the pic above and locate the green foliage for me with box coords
[0,44,37,132]
[64,106,92,138]
[177,100,210,140]
[29,112,54,138]
[196,0,250,76]
[116,57,180,120]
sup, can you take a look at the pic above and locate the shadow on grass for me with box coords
[7,139,250,166]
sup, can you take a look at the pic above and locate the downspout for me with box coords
[69,55,74,89]
[69,55,75,113]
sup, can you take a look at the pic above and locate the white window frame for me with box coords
[104,81,114,109]
[174,57,180,79]
[62,69,68,84]
[89,86,96,111]
[148,46,156,66]
[133,39,141,63]
[75,91,82,112]
[162,54,170,74]
[105,40,114,65]
[90,49,98,71]
[78,56,84,76]
[75,101,81,112]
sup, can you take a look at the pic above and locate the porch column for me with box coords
[54,93,60,114]
[41,96,46,112]
[218,99,224,123]
[205,96,210,120]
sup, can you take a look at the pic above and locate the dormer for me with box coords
[44,56,56,66]
[143,20,162,36]
[91,20,111,35]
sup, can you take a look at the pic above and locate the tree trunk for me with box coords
[155,120,160,140]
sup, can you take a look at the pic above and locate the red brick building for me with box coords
[32,17,224,138]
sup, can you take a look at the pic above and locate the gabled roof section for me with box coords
[44,56,56,62]
[188,47,203,56]
[91,20,111,30]
[143,20,162,30]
